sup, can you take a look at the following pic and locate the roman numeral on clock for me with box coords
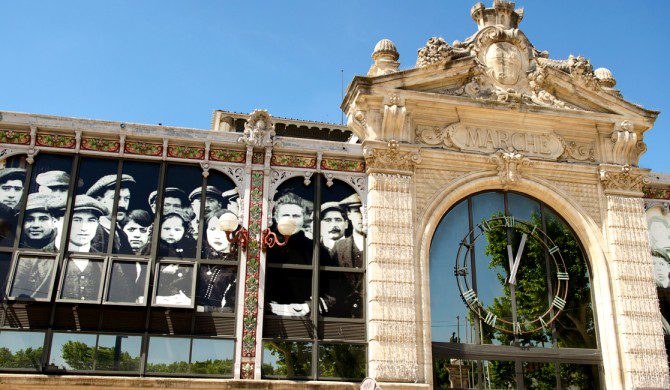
[462,289,478,304]
[557,271,569,280]
[484,311,497,327]
[552,296,566,310]
[513,322,522,334]
[504,216,515,227]
[548,246,560,255]
[539,316,548,329]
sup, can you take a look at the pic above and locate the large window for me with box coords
[0,153,240,377]
[430,191,600,389]
[262,175,366,381]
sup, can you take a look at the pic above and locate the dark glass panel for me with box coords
[560,363,601,389]
[59,258,105,302]
[0,330,44,369]
[21,154,73,251]
[430,199,470,343]
[0,155,28,247]
[114,160,160,255]
[433,359,516,389]
[265,268,311,317]
[106,261,148,304]
[523,361,557,389]
[0,252,11,300]
[190,338,234,375]
[48,332,96,370]
[318,343,365,379]
[262,341,312,377]
[155,263,194,307]
[69,158,120,253]
[146,336,190,373]
[545,209,597,349]
[319,178,364,268]
[318,271,363,318]
[95,334,141,372]
[196,264,236,312]
[9,256,56,300]
[158,164,200,259]
[267,177,315,265]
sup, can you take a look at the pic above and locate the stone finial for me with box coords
[416,37,453,68]
[368,39,400,77]
[470,0,524,31]
[594,67,616,88]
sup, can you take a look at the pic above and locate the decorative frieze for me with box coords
[270,154,316,168]
[0,129,30,145]
[167,144,205,160]
[363,140,421,174]
[35,133,76,149]
[600,164,648,197]
[124,140,163,157]
[209,148,246,163]
[81,137,121,153]
[321,158,365,172]
[644,187,670,200]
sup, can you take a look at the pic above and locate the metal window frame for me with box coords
[0,328,47,372]
[151,260,198,309]
[55,254,109,304]
[102,256,152,307]
[5,251,59,302]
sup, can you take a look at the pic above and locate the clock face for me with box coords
[455,216,569,335]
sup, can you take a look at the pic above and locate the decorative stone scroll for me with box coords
[416,122,564,160]
[610,120,647,166]
[559,139,596,162]
[599,164,648,197]
[363,140,421,174]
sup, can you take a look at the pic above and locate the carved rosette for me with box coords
[489,149,531,189]
[363,140,422,174]
[238,109,275,148]
[599,164,649,197]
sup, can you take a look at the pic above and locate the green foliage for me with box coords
[0,346,43,369]
[61,341,94,370]
[262,341,311,377]
[145,360,189,374]
[60,340,140,372]
[318,344,365,379]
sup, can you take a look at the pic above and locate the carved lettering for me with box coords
[451,125,563,159]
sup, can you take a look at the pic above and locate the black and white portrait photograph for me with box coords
[196,264,236,312]
[106,260,149,304]
[0,157,27,247]
[9,256,55,300]
[319,181,365,269]
[201,209,238,260]
[155,263,194,306]
[67,195,109,253]
[59,258,104,301]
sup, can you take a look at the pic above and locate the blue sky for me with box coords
[1,1,668,172]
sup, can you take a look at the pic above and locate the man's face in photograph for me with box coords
[70,211,100,246]
[205,196,222,214]
[163,196,183,211]
[123,220,151,251]
[116,187,131,223]
[0,179,24,208]
[276,203,305,233]
[24,211,57,241]
[321,210,346,241]
[347,206,363,234]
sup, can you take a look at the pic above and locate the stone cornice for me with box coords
[363,140,421,175]
[599,164,649,197]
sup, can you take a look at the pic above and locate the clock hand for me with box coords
[508,233,527,285]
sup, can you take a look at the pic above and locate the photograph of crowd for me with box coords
[265,178,365,319]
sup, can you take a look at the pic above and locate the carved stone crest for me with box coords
[489,149,531,188]
[363,140,422,173]
[238,109,276,148]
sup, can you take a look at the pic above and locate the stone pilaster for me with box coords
[600,165,670,389]
[364,140,421,382]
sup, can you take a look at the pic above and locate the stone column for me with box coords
[364,140,422,382]
[600,165,670,389]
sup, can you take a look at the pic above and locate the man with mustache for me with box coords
[319,202,348,261]
[330,193,365,268]
[0,168,26,210]
[21,193,61,250]
[86,174,134,253]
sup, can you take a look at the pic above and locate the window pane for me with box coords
[95,334,141,372]
[9,256,55,299]
[115,160,160,255]
[59,258,104,302]
[106,261,148,304]
[318,343,365,379]
[155,263,194,307]
[0,330,44,369]
[0,252,11,300]
[523,361,556,389]
[267,177,315,265]
[196,264,236,312]
[560,363,601,389]
[21,154,73,251]
[319,271,363,318]
[49,333,96,370]
[433,359,516,389]
[430,199,470,343]
[146,336,190,373]
[265,268,311,317]
[320,178,364,268]
[70,158,120,253]
[159,164,200,258]
[262,341,312,377]
[0,156,28,247]
[190,338,234,375]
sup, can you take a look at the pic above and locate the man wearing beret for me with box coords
[0,167,26,210]
[21,193,61,250]
[86,174,135,253]
[68,195,109,253]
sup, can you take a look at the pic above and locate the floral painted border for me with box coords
[321,157,365,172]
[209,148,246,163]
[252,152,265,165]
[81,137,121,153]
[124,140,163,156]
[167,144,205,160]
[271,154,317,168]
[643,186,670,200]
[0,130,31,145]
[36,133,76,149]
[240,170,264,379]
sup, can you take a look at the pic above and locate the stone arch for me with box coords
[414,171,621,388]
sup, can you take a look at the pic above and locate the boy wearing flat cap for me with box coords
[35,170,71,194]
[21,193,62,250]
[68,195,108,253]
[0,168,26,210]
[86,174,135,253]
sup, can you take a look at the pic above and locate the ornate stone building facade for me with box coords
[0,1,668,389]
